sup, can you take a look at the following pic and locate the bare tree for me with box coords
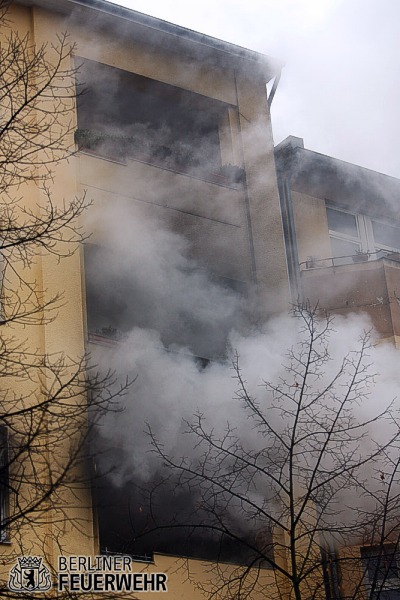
[0,2,127,596]
[148,304,400,600]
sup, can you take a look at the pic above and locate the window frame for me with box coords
[370,218,400,253]
[326,203,400,260]
[361,544,400,599]
[75,57,228,178]
[0,426,9,542]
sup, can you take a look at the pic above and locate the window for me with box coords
[327,207,364,265]
[326,205,400,265]
[84,244,245,358]
[361,545,400,600]
[76,58,226,175]
[371,220,400,252]
[0,426,9,541]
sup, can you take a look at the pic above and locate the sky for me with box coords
[106,0,400,179]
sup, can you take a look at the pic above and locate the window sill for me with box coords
[87,332,121,347]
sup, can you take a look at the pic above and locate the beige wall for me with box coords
[78,154,253,281]
[0,0,96,580]
[132,554,278,600]
[235,72,290,308]
[291,190,331,267]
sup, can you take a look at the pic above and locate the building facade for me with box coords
[1,0,289,597]
[1,0,400,597]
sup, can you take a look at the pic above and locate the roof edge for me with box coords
[16,0,283,79]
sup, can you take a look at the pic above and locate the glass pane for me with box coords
[372,220,400,250]
[330,237,360,265]
[377,592,400,600]
[327,208,358,238]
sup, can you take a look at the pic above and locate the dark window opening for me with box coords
[93,475,272,566]
[327,207,358,238]
[361,545,400,600]
[0,427,9,541]
[76,58,226,176]
[84,243,246,358]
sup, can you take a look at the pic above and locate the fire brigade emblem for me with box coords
[8,556,52,592]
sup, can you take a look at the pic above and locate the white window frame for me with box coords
[326,204,400,259]
[369,218,400,254]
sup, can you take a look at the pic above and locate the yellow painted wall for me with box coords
[291,190,331,267]
[0,0,96,583]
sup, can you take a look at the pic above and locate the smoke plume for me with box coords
[86,204,400,561]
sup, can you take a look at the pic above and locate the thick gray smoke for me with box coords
[90,226,400,560]
[110,0,400,178]
[88,206,400,513]
[72,1,400,560]
[84,183,400,561]
[94,297,399,487]
[85,203,249,359]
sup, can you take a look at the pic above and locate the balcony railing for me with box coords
[75,129,245,188]
[87,330,211,369]
[300,250,400,270]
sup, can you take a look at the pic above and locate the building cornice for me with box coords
[15,0,283,80]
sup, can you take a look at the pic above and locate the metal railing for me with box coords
[300,250,400,270]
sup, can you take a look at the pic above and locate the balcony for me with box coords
[75,129,244,190]
[300,253,400,342]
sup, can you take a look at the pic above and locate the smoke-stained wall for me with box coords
[66,4,290,355]
[35,0,290,562]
